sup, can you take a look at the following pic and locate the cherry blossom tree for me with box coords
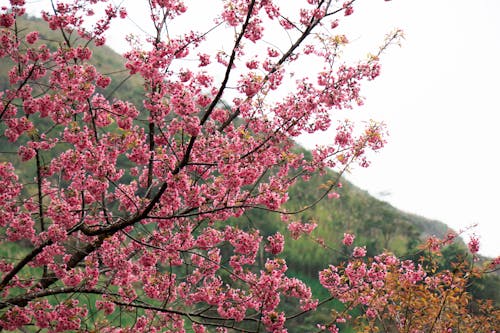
[1,0,497,332]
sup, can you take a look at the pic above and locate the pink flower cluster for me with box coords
[342,232,355,246]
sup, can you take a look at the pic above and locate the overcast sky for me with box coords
[15,0,500,257]
[325,0,500,258]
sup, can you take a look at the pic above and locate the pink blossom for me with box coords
[244,18,264,42]
[366,307,378,319]
[198,53,211,67]
[18,146,36,161]
[119,7,127,18]
[25,31,39,44]
[468,235,480,254]
[328,191,340,199]
[352,246,367,257]
[192,323,206,333]
[96,74,111,88]
[342,233,355,246]
[343,2,354,16]
[265,232,285,254]
[0,13,15,28]
[96,300,115,315]
[288,221,317,240]
[328,325,340,333]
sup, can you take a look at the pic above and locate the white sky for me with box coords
[13,0,500,257]
[327,0,500,258]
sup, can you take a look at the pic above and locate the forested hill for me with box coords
[1,16,498,307]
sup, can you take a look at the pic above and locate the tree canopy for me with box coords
[0,1,498,332]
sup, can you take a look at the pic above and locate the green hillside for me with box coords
[1,15,498,331]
